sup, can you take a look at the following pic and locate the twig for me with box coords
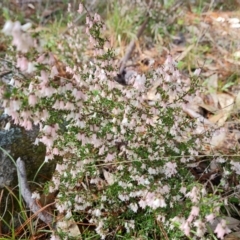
[0,70,12,78]
[119,16,150,74]
[16,158,53,226]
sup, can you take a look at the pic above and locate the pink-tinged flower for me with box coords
[26,62,36,73]
[78,3,83,14]
[180,186,187,194]
[65,83,73,91]
[12,21,21,35]
[20,110,30,119]
[64,102,75,111]
[44,86,56,97]
[50,66,58,78]
[53,100,60,109]
[40,136,54,148]
[42,125,52,135]
[59,101,65,110]
[148,167,157,175]
[13,32,33,53]
[118,194,129,201]
[151,197,166,209]
[10,111,19,124]
[56,163,67,173]
[28,94,38,106]
[52,148,59,155]
[180,221,190,236]
[85,16,90,25]
[48,53,55,65]
[89,36,95,44]
[21,119,32,130]
[186,186,200,203]
[139,199,147,209]
[39,70,49,83]
[214,219,231,239]
[160,185,170,194]
[133,74,146,91]
[44,152,54,162]
[194,219,206,237]
[94,13,101,22]
[205,213,215,223]
[37,54,46,63]
[56,203,67,213]
[164,162,177,177]
[105,153,115,162]
[41,110,49,121]
[190,206,200,217]
[99,145,105,155]
[17,57,28,72]
[10,99,21,111]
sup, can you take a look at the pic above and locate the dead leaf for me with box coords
[208,127,240,153]
[208,216,240,233]
[224,231,240,240]
[206,73,218,93]
[210,127,227,150]
[103,169,115,185]
[218,93,235,111]
[235,91,240,110]
[174,44,194,61]
[56,212,82,239]
[208,110,229,126]
[202,92,234,126]
[212,93,234,126]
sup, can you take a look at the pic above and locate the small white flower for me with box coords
[231,23,240,28]
[216,17,225,22]
[26,62,36,73]
[93,209,101,217]
[65,210,72,219]
[2,20,14,35]
[228,18,240,24]
[193,68,201,76]
[78,3,83,14]
[4,122,11,131]
[129,203,138,212]
[9,78,15,86]
[31,192,40,199]
[21,22,32,31]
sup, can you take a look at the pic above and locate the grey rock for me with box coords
[0,127,21,188]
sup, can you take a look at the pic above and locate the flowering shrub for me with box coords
[0,2,233,240]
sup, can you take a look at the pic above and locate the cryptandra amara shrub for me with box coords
[0,3,232,240]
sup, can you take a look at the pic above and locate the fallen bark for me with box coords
[16,157,53,225]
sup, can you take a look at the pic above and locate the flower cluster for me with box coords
[0,2,233,240]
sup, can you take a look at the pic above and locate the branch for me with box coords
[119,0,154,74]
[119,16,150,74]
[16,158,53,226]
